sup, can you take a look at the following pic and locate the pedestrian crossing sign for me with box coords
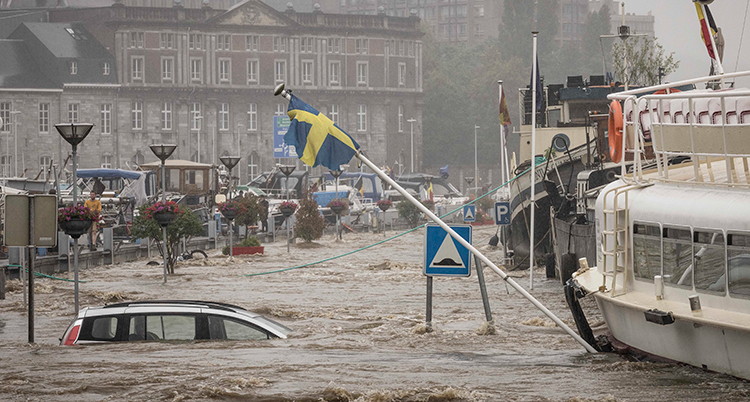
[424,224,472,277]
[463,205,476,222]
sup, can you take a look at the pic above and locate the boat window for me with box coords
[165,168,180,192]
[185,170,204,191]
[728,232,750,297]
[693,230,726,294]
[663,227,692,289]
[632,222,661,281]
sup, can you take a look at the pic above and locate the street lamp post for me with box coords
[407,118,417,173]
[11,110,20,177]
[220,156,241,257]
[55,123,94,312]
[149,144,177,284]
[192,114,203,163]
[474,125,480,194]
[329,168,343,240]
[279,164,296,252]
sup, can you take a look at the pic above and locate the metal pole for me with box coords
[72,144,79,312]
[28,196,34,343]
[474,125,479,193]
[425,276,433,330]
[230,218,234,257]
[354,151,597,353]
[530,31,538,290]
[161,160,167,283]
[13,112,18,177]
[408,118,416,173]
[474,255,493,323]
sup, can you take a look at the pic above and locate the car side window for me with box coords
[128,315,196,341]
[90,317,118,340]
[207,315,269,340]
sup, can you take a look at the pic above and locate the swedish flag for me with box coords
[284,95,360,171]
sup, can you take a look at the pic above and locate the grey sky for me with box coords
[621,0,750,85]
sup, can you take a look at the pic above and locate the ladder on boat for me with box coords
[600,182,649,297]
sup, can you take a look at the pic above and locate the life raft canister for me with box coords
[608,100,624,163]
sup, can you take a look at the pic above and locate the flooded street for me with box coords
[1,225,749,401]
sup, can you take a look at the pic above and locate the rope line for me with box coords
[6,264,88,283]
[243,160,545,278]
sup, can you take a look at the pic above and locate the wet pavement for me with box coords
[1,225,749,401]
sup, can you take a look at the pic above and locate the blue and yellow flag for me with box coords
[284,95,360,171]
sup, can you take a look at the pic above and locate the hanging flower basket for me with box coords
[376,199,393,212]
[279,201,298,217]
[59,218,93,239]
[218,199,244,221]
[222,209,237,221]
[327,199,347,215]
[153,211,176,227]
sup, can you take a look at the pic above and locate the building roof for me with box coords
[0,39,57,88]
[20,22,112,59]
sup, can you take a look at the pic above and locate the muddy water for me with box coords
[1,226,749,401]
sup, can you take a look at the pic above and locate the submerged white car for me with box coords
[60,300,291,345]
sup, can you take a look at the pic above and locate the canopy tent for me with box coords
[76,168,142,180]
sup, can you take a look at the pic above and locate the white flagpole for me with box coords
[273,84,597,354]
[498,80,507,186]
[529,31,538,290]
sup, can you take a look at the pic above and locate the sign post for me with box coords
[495,201,512,265]
[273,116,294,158]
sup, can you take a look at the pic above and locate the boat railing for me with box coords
[609,70,750,187]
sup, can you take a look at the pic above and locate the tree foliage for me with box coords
[396,200,425,228]
[612,36,679,86]
[235,195,260,227]
[130,204,204,274]
[295,197,326,242]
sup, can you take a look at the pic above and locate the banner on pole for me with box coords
[273,116,295,158]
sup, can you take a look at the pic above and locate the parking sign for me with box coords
[495,202,510,225]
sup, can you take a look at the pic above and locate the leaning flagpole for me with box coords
[273,85,596,353]
[529,31,538,290]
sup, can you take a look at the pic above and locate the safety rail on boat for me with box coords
[608,70,750,187]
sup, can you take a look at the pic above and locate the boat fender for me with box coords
[564,279,600,351]
[644,309,675,325]
[560,252,577,284]
[608,100,624,163]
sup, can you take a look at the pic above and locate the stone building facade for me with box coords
[0,0,423,182]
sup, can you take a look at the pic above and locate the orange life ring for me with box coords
[653,88,681,95]
[608,100,624,163]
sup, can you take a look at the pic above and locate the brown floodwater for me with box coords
[1,225,748,401]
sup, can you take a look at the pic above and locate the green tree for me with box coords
[130,205,204,274]
[295,197,326,242]
[397,200,424,228]
[612,36,679,86]
[235,194,260,227]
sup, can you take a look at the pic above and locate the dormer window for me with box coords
[70,61,78,75]
[103,62,110,76]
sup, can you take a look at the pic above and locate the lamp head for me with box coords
[55,123,94,146]
[220,156,241,170]
[279,165,296,177]
[149,144,177,162]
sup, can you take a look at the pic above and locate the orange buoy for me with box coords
[608,100,624,163]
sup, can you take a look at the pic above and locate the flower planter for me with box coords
[279,206,296,217]
[222,209,237,221]
[232,246,264,256]
[329,205,345,215]
[378,204,391,212]
[60,219,93,239]
[153,211,176,227]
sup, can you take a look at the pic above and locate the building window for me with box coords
[246,59,258,83]
[357,62,368,86]
[328,61,340,86]
[407,41,414,57]
[129,32,144,48]
[38,103,49,134]
[101,154,112,169]
[162,57,173,82]
[103,62,110,76]
[245,35,258,51]
[302,60,313,84]
[131,101,142,130]
[1,155,12,177]
[68,103,79,123]
[475,5,484,17]
[219,103,229,131]
[217,34,231,51]
[0,102,10,132]
[357,105,367,131]
[694,230,725,293]
[301,37,314,53]
[161,102,172,130]
[70,61,77,75]
[398,63,406,86]
[274,60,286,83]
[273,36,287,52]
[248,152,259,181]
[131,57,143,81]
[327,37,340,53]
[190,102,201,130]
[40,156,51,180]
[189,33,203,50]
[398,105,404,132]
[355,38,368,54]
[191,58,203,83]
[100,104,111,135]
[160,33,174,49]
[247,103,257,131]
[729,232,750,297]
[329,104,339,126]
[219,59,231,83]
[275,103,285,116]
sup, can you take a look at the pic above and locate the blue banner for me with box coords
[273,116,295,158]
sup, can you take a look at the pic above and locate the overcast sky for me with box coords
[621,0,750,85]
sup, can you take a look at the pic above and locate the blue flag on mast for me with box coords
[283,94,360,171]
